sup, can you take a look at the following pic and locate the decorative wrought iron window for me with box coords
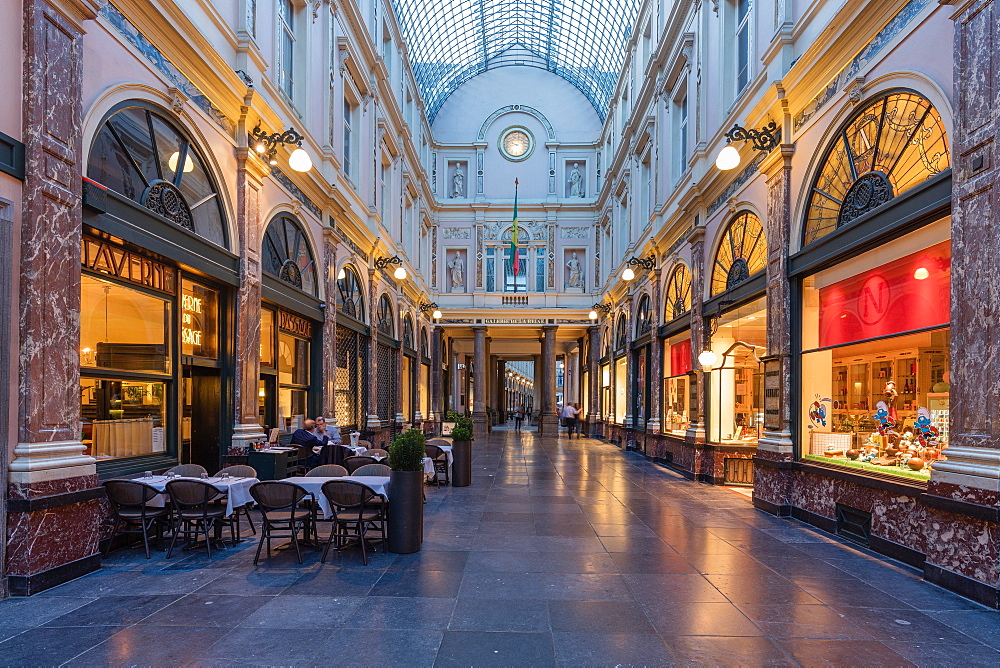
[337,266,365,320]
[615,316,628,352]
[711,212,766,296]
[87,103,228,247]
[635,294,652,337]
[262,215,317,295]
[804,90,950,246]
[376,294,395,337]
[390,0,642,122]
[375,342,395,420]
[665,264,692,321]
[402,315,414,350]
[335,324,368,429]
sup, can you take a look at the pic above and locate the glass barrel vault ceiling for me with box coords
[392,0,641,122]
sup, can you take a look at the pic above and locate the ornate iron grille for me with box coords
[335,326,368,430]
[723,457,754,486]
[376,342,395,421]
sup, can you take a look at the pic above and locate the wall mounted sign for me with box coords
[762,355,783,432]
[82,235,175,294]
[181,280,218,358]
[279,309,314,338]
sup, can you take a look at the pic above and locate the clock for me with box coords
[498,126,535,162]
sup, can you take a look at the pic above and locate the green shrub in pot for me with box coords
[388,428,426,471]
[450,423,473,442]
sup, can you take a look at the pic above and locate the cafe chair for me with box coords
[356,439,374,451]
[214,465,259,537]
[294,445,313,476]
[307,464,348,477]
[426,438,451,447]
[425,444,450,486]
[248,481,314,565]
[352,463,391,477]
[165,479,236,558]
[102,480,170,559]
[320,480,387,566]
[362,448,389,459]
[344,455,377,473]
[166,463,208,478]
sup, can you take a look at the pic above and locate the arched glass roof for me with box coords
[392,0,641,122]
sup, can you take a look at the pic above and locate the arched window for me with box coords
[665,264,692,321]
[337,266,365,320]
[262,215,318,295]
[87,103,228,246]
[602,327,611,358]
[615,316,628,351]
[711,212,766,296]
[635,294,652,337]
[804,90,950,246]
[402,315,414,349]
[420,328,429,358]
[376,295,394,337]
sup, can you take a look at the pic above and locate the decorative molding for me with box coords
[708,153,766,216]
[99,3,235,136]
[793,0,931,131]
[441,226,471,239]
[342,235,369,262]
[477,104,556,141]
[271,168,322,219]
[561,226,590,239]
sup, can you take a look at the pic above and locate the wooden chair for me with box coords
[352,463,391,477]
[248,481,314,565]
[214,465,259,537]
[344,455,377,473]
[166,463,208,478]
[307,464,348,477]
[102,480,170,559]
[165,479,236,558]
[424,444,450,486]
[320,480,387,565]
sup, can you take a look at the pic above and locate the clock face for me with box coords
[499,127,534,161]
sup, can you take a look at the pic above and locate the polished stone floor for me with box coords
[1,430,999,667]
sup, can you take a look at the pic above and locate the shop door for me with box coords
[182,366,222,471]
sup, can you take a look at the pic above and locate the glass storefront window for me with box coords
[600,363,611,421]
[708,297,766,444]
[181,280,218,358]
[279,387,308,431]
[278,332,309,385]
[614,357,627,424]
[662,333,692,435]
[81,274,171,373]
[260,308,275,367]
[799,222,951,481]
[81,378,166,460]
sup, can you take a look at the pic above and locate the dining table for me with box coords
[282,475,390,519]
[134,475,259,517]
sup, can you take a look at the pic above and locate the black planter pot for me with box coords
[388,469,424,553]
[451,440,473,487]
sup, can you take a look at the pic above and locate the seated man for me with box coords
[290,419,328,468]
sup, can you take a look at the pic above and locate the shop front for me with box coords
[334,265,370,433]
[401,315,416,424]
[419,327,431,422]
[628,294,653,453]
[82,102,238,476]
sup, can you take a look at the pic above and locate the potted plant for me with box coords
[441,410,461,436]
[450,417,474,487]
[387,428,426,553]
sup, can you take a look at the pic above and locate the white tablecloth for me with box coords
[282,475,390,519]
[136,475,258,517]
[422,456,435,477]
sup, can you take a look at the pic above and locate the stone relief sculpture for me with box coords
[449,252,465,291]
[568,163,585,198]
[450,165,465,198]
[566,252,584,288]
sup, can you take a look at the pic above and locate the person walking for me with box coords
[513,403,525,431]
[560,402,577,438]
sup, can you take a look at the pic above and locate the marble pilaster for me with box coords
[365,269,380,430]
[472,326,487,437]
[647,267,663,434]
[588,325,601,434]
[540,326,560,435]
[685,226,707,445]
[393,291,404,424]
[429,325,443,421]
[320,228,341,437]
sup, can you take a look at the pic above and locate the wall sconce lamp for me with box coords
[419,301,442,319]
[375,255,407,280]
[715,121,780,171]
[250,124,313,172]
[621,256,655,281]
[590,302,612,320]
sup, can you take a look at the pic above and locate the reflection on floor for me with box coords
[0,431,998,666]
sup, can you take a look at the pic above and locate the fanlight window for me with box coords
[665,265,692,321]
[262,215,317,295]
[635,294,652,337]
[402,316,415,350]
[602,328,611,359]
[376,295,394,337]
[337,266,365,321]
[804,91,950,246]
[615,316,628,351]
[711,212,766,296]
[87,104,227,246]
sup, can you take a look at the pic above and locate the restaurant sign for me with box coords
[762,355,783,432]
[82,235,175,293]
[279,309,314,338]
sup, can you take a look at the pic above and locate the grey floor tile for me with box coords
[552,631,676,667]
[664,636,795,666]
[547,600,655,633]
[435,631,554,667]
[449,598,550,632]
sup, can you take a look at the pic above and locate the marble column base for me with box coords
[928,447,1000,495]
[9,440,96,485]
[366,414,382,430]
[540,414,559,436]
[228,422,267,457]
[472,412,488,438]
[395,412,405,424]
[645,419,661,435]
[757,429,795,457]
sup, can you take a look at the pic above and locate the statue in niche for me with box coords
[566,252,584,289]
[449,252,465,291]
[569,163,585,198]
[450,166,465,198]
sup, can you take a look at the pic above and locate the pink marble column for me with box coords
[540,326,560,435]
[8,0,103,594]
[365,270,380,431]
[430,325,443,421]
[471,326,487,437]
[320,228,340,435]
[229,145,267,456]
[647,267,663,433]
[393,292,404,425]
[587,325,600,435]
[754,146,796,512]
